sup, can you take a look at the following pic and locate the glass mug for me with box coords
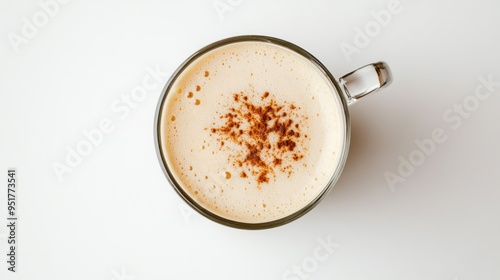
[155,35,392,229]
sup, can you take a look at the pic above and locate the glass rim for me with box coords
[154,35,351,230]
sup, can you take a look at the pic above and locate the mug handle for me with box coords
[339,62,393,105]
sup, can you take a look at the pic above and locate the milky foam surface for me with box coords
[160,41,346,223]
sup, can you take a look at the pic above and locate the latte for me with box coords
[159,41,346,223]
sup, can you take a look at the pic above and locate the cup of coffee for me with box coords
[155,35,392,229]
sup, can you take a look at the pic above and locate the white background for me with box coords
[1,0,500,279]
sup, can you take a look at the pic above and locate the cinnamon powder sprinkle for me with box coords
[211,92,306,186]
